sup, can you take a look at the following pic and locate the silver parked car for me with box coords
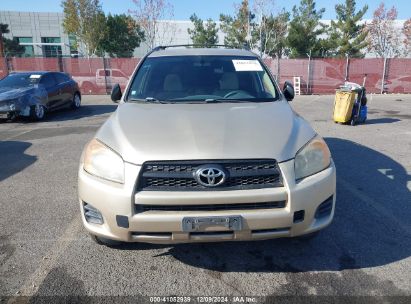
[78,46,336,245]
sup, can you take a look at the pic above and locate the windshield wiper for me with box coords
[204,98,276,103]
[204,99,252,103]
[128,97,170,104]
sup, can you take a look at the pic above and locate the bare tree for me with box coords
[403,18,411,56]
[366,2,403,58]
[129,0,176,50]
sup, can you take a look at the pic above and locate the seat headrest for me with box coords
[163,74,183,91]
[219,72,239,90]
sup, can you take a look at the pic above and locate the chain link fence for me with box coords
[1,56,411,95]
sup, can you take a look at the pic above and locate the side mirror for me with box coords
[283,81,295,101]
[111,84,122,103]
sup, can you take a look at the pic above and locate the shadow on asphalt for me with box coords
[0,104,117,124]
[0,141,37,182]
[103,138,411,273]
[365,118,401,124]
[46,104,117,122]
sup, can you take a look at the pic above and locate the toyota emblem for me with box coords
[194,165,226,187]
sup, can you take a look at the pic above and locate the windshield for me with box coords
[126,55,279,103]
[0,73,41,88]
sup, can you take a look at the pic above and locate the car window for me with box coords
[126,55,279,103]
[112,70,125,77]
[98,70,110,77]
[0,73,41,88]
[40,74,57,88]
[55,73,70,84]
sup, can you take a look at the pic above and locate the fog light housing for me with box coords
[315,196,334,219]
[83,202,104,224]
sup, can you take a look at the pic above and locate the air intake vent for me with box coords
[135,201,286,213]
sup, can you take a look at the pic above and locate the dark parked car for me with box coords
[0,71,81,121]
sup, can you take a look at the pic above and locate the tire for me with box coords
[89,234,122,247]
[30,104,46,121]
[71,93,81,109]
[82,82,95,95]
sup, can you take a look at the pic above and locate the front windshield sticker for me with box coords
[30,74,41,79]
[232,60,263,72]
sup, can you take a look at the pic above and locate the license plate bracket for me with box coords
[182,215,242,232]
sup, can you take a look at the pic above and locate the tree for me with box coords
[328,0,368,58]
[101,14,145,57]
[256,10,290,58]
[187,14,219,47]
[402,18,411,56]
[129,0,175,50]
[286,0,327,58]
[0,24,25,57]
[219,0,255,48]
[366,3,402,58]
[61,0,107,57]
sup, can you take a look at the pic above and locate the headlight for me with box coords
[83,139,125,184]
[294,135,331,180]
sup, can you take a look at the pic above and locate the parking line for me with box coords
[339,178,411,235]
[2,129,33,141]
[8,216,82,302]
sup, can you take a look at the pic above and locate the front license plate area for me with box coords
[182,216,242,232]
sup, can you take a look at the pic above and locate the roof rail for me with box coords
[151,44,250,52]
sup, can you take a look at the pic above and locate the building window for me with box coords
[41,37,62,57]
[68,34,78,57]
[16,37,34,57]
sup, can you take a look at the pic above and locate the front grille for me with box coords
[135,201,286,213]
[137,159,282,191]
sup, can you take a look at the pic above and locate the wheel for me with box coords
[89,234,122,247]
[71,93,81,109]
[30,104,46,121]
[82,82,95,94]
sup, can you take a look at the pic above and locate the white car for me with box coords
[78,46,336,245]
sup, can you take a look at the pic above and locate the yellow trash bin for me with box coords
[333,90,356,123]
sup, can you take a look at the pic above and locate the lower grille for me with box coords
[135,201,286,213]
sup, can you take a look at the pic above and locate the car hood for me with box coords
[96,101,316,165]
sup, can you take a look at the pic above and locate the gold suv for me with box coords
[78,46,336,245]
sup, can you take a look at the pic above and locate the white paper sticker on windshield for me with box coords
[232,59,263,72]
[30,74,41,79]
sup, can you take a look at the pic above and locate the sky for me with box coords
[0,0,410,20]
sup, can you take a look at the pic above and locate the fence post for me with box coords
[306,50,312,94]
[381,57,387,94]
[345,54,349,82]
[276,56,280,83]
[102,56,109,94]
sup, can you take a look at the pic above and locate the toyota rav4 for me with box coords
[78,46,336,245]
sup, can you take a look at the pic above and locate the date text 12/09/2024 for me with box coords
[149,296,258,303]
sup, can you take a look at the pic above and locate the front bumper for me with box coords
[78,159,336,244]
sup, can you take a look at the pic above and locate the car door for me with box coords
[54,73,73,107]
[39,73,60,110]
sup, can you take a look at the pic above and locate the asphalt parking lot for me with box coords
[1,94,410,302]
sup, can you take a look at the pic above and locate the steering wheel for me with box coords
[223,90,249,99]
